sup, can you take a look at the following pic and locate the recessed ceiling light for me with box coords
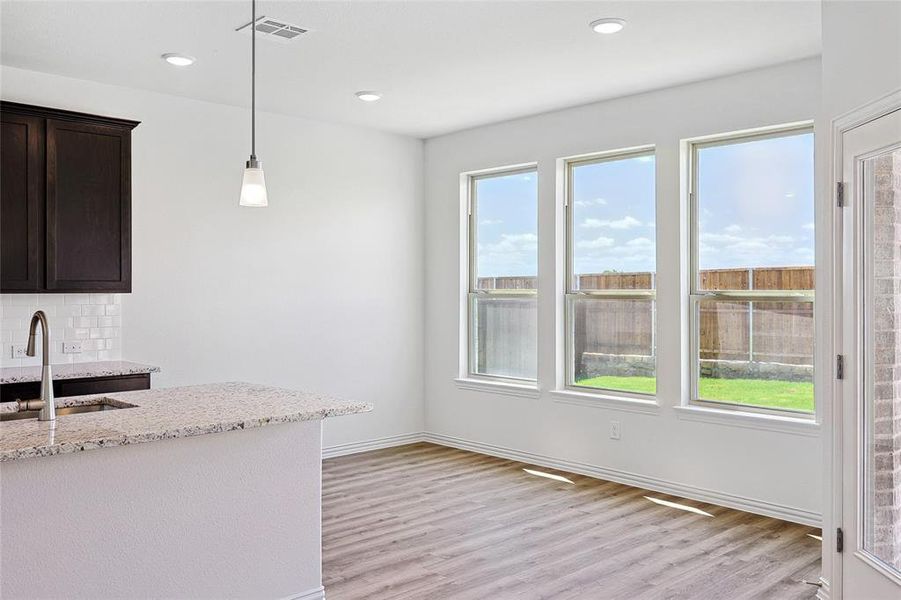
[589,18,626,34]
[355,91,382,102]
[161,53,195,67]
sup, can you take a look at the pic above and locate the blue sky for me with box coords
[571,154,656,277]
[474,171,538,279]
[474,131,814,279]
[697,132,814,271]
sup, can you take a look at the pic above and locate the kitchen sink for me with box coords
[1,398,136,422]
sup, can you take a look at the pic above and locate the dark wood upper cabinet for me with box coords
[0,102,139,293]
[1,112,44,291]
[46,119,132,291]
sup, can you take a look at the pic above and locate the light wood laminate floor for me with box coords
[322,443,821,600]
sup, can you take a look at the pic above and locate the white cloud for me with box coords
[724,224,742,233]
[610,216,642,229]
[491,233,537,247]
[700,229,810,268]
[625,237,654,248]
[702,232,794,247]
[480,218,502,226]
[701,232,743,245]
[478,233,538,276]
[574,197,607,207]
[802,222,815,231]
[574,236,656,274]
[580,216,642,230]
[577,236,615,249]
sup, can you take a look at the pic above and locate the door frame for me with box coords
[828,88,901,600]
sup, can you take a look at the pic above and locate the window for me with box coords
[565,148,656,396]
[689,125,814,415]
[466,167,538,382]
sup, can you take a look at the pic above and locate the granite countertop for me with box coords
[0,360,160,384]
[0,382,372,462]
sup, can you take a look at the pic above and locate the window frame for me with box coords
[464,165,539,385]
[687,123,815,418]
[563,146,657,399]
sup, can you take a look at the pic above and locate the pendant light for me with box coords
[239,0,268,207]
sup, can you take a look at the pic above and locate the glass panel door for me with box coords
[841,105,901,599]
[861,146,901,576]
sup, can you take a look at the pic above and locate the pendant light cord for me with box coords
[251,0,256,160]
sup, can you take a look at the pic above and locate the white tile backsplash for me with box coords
[82,305,105,317]
[72,316,98,328]
[0,294,123,367]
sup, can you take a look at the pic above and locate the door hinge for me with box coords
[836,181,845,207]
[836,354,845,380]
[836,527,844,553]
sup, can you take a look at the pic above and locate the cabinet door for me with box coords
[46,119,131,292]
[0,113,44,291]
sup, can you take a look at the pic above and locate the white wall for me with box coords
[2,421,323,599]
[818,0,901,593]
[424,58,823,521]
[822,0,901,118]
[0,66,425,447]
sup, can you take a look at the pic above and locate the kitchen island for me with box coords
[0,382,371,600]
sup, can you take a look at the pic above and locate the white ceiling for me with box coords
[0,1,821,138]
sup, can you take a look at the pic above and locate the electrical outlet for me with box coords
[10,344,27,359]
[610,420,621,440]
[62,341,83,354]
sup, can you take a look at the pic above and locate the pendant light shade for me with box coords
[240,160,268,207]
[240,0,268,207]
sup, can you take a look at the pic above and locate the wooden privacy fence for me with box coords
[475,267,814,378]
[699,267,814,368]
[697,300,813,365]
[700,266,814,292]
[472,297,537,380]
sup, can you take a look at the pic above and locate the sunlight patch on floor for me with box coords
[523,468,574,484]
[644,496,713,517]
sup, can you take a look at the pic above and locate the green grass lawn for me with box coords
[574,375,814,413]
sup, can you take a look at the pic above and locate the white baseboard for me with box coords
[283,585,324,600]
[816,577,830,600]
[320,430,821,527]
[322,432,425,459]
[422,432,822,527]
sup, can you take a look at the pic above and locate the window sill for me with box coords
[453,378,540,399]
[673,405,821,437]
[549,389,660,415]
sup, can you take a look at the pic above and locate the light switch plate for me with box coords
[10,344,26,359]
[610,420,621,440]
[62,341,83,354]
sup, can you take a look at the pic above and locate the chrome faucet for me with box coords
[26,310,55,423]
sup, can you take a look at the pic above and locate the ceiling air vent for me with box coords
[236,16,308,42]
